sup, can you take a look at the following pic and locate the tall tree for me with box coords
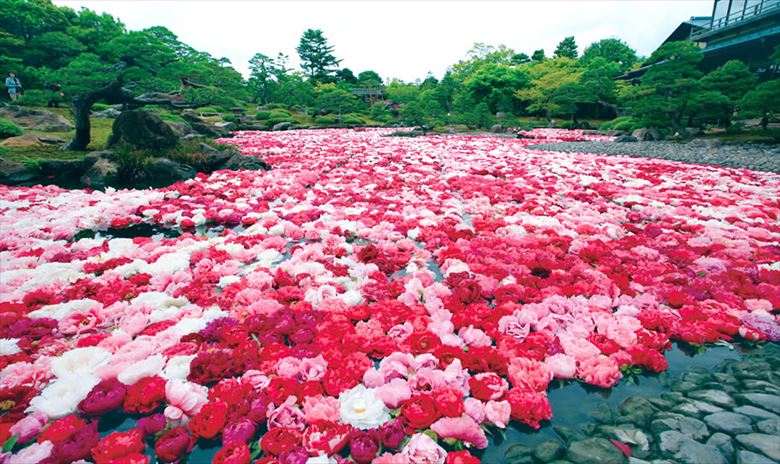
[296,29,341,81]
[581,38,637,73]
[623,41,705,129]
[554,36,578,59]
[336,68,357,84]
[516,58,587,121]
[701,60,757,104]
[248,52,277,104]
[531,49,546,62]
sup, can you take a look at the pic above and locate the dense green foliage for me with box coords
[1,0,247,108]
[2,0,778,133]
[0,118,23,138]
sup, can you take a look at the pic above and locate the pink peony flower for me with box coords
[545,353,577,379]
[463,397,486,423]
[376,378,412,409]
[302,395,340,423]
[430,416,489,449]
[402,433,447,464]
[578,356,622,388]
[485,400,511,428]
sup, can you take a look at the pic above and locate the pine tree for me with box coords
[554,36,578,59]
[296,29,341,81]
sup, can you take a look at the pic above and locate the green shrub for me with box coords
[599,116,639,132]
[92,103,110,111]
[16,89,54,107]
[266,103,287,110]
[341,114,365,125]
[266,117,296,126]
[255,111,272,120]
[315,115,338,125]
[0,119,23,139]
[222,114,238,123]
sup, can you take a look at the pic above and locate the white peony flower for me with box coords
[0,338,21,356]
[50,347,111,378]
[339,385,390,430]
[27,375,100,419]
[162,355,196,380]
[118,354,166,385]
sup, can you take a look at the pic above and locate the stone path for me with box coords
[527,140,780,173]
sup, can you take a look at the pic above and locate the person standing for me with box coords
[5,72,22,101]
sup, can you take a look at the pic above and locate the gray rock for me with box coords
[0,105,74,131]
[735,394,780,414]
[0,158,36,185]
[214,121,238,131]
[566,437,628,464]
[197,142,218,153]
[676,439,727,464]
[107,110,178,150]
[490,124,506,134]
[735,434,780,461]
[182,133,206,141]
[659,431,687,455]
[81,158,119,189]
[534,440,565,462]
[742,380,780,394]
[659,431,726,464]
[221,153,271,171]
[650,415,709,440]
[632,127,662,141]
[614,135,639,143]
[688,399,727,415]
[505,444,534,464]
[93,108,121,118]
[704,411,753,434]
[688,390,736,409]
[736,450,776,464]
[144,158,196,187]
[617,397,657,427]
[706,433,735,459]
[38,159,88,185]
[272,121,293,131]
[733,406,779,422]
[605,130,626,137]
[755,418,779,435]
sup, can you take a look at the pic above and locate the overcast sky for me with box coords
[52,1,713,82]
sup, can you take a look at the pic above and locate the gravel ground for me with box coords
[527,140,780,174]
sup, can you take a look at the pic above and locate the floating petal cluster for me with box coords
[1,128,779,463]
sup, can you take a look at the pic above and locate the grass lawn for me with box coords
[1,107,115,166]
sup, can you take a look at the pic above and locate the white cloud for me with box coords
[52,1,713,81]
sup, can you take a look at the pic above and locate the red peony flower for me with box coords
[39,414,86,443]
[79,378,127,416]
[260,427,302,456]
[506,389,552,429]
[446,450,481,464]
[124,376,166,414]
[213,441,252,464]
[302,421,350,456]
[433,387,465,417]
[468,372,508,401]
[154,427,195,462]
[401,394,441,429]
[189,400,229,439]
[91,429,145,463]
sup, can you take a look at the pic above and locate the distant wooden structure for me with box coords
[351,87,384,104]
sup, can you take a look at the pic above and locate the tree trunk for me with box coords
[63,79,129,151]
[63,78,202,151]
[64,94,94,151]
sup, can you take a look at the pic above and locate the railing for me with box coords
[703,0,780,33]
